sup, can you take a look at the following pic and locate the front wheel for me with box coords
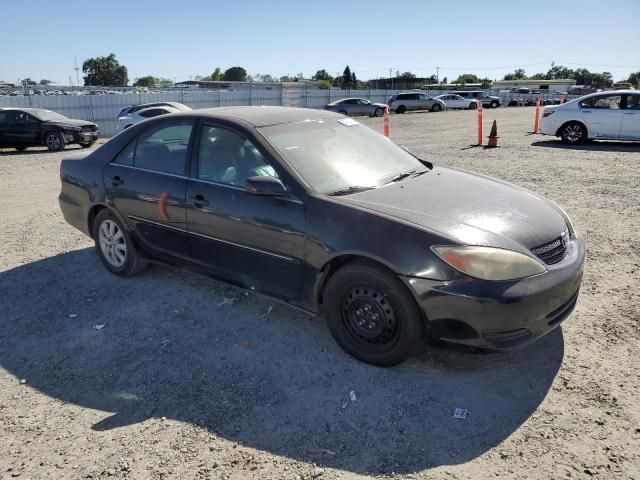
[338,110,348,116]
[490,101,499,109]
[396,105,407,114]
[93,209,148,276]
[44,131,65,151]
[373,107,384,117]
[324,261,425,366]
[560,122,587,145]
[468,102,477,110]
[431,103,442,112]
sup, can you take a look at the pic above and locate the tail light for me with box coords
[542,110,555,118]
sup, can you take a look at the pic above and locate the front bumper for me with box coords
[406,237,585,349]
[65,131,99,144]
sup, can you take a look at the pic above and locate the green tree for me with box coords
[157,78,173,87]
[529,72,547,80]
[312,69,333,82]
[318,79,332,89]
[547,65,575,79]
[82,53,128,86]
[628,71,640,86]
[223,66,248,81]
[590,72,613,89]
[480,78,492,89]
[342,65,352,89]
[211,68,223,81]
[23,78,37,85]
[453,73,479,84]
[133,76,157,88]
[503,68,527,80]
[39,79,51,85]
[441,76,448,84]
[398,71,416,79]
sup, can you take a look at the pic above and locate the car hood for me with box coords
[337,166,568,253]
[43,119,96,128]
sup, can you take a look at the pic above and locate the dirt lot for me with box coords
[1,108,639,480]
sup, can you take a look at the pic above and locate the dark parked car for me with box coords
[0,108,99,151]
[59,107,584,366]
[324,98,387,117]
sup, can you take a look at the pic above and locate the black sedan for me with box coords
[59,107,584,366]
[0,108,99,152]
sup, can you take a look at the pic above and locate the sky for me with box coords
[1,0,639,85]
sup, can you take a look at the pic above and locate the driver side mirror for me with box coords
[245,176,290,197]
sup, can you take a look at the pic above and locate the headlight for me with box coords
[63,125,82,132]
[432,246,546,281]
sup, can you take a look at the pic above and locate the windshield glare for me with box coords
[259,118,426,194]
[32,110,70,122]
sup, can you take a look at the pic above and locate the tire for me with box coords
[44,131,65,152]
[373,107,384,117]
[93,209,148,277]
[15,146,27,151]
[396,105,407,114]
[431,103,442,112]
[324,260,425,366]
[468,102,477,110]
[79,142,94,148]
[490,101,499,109]
[338,110,348,116]
[560,121,587,145]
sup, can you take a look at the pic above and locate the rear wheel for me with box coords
[338,110,348,116]
[396,105,407,114]
[44,131,65,152]
[93,209,148,276]
[324,261,424,366]
[431,103,442,112]
[560,121,587,145]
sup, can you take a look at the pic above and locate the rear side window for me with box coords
[581,95,621,109]
[139,108,167,118]
[113,120,194,175]
[458,92,468,98]
[624,94,640,110]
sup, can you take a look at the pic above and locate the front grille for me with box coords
[531,236,567,265]
[82,126,95,132]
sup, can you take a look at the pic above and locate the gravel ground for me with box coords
[1,108,639,480]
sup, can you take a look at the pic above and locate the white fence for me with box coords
[0,87,575,136]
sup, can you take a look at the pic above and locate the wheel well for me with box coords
[556,120,587,137]
[87,205,108,238]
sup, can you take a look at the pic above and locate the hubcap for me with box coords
[46,134,61,150]
[564,124,582,142]
[99,220,127,267]
[341,286,398,346]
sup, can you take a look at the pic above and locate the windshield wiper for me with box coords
[326,186,375,196]
[384,168,428,185]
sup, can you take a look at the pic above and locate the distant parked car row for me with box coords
[116,101,191,132]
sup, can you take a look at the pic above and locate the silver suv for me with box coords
[454,91,501,108]
[387,93,446,113]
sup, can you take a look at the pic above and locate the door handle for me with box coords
[624,112,635,115]
[190,194,209,207]
[110,175,123,187]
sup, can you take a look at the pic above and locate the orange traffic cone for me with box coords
[485,120,499,148]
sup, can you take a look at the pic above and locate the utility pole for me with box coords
[389,68,393,90]
[436,66,440,84]
[74,57,80,85]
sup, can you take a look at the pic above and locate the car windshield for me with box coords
[259,118,428,194]
[31,110,69,122]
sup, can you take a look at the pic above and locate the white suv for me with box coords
[539,90,640,144]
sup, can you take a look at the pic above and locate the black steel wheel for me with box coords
[468,102,477,110]
[491,101,499,108]
[373,107,384,117]
[396,105,407,114]
[338,110,348,116]
[324,260,424,366]
[431,103,442,112]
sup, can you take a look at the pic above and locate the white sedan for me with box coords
[539,90,640,144]
[434,94,478,110]
[116,106,182,133]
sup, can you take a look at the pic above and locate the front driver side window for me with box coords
[196,126,278,187]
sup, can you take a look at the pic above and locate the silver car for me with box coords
[324,98,388,117]
[435,94,478,110]
[388,92,446,113]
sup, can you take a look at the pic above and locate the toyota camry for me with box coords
[59,106,584,366]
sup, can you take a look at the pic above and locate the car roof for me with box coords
[0,107,50,113]
[134,106,181,115]
[171,106,341,127]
